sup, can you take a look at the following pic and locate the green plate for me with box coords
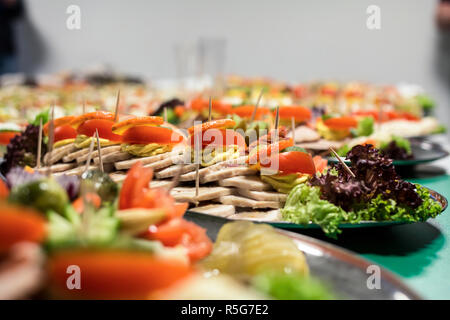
[327,139,449,167]
[189,187,447,230]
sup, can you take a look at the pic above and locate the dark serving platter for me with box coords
[189,187,446,232]
[327,139,449,167]
[185,211,422,300]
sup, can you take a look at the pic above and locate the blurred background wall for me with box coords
[12,0,450,125]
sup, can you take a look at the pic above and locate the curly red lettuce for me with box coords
[1,124,47,175]
[310,144,422,210]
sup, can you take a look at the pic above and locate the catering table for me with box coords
[295,136,450,299]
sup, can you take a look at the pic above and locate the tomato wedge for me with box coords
[144,218,213,263]
[122,126,184,145]
[323,116,358,130]
[119,162,187,220]
[0,131,18,145]
[276,106,312,122]
[261,151,316,175]
[313,155,328,173]
[132,188,176,214]
[230,105,270,120]
[189,128,247,151]
[0,202,46,253]
[48,249,192,299]
[171,203,188,220]
[119,162,154,210]
[77,119,122,141]
[188,119,236,135]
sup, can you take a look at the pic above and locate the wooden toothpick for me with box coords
[163,107,168,123]
[46,105,55,176]
[82,98,86,114]
[95,129,103,172]
[291,116,296,145]
[195,163,200,207]
[194,129,201,206]
[274,106,280,130]
[48,105,55,153]
[168,163,185,191]
[329,147,355,178]
[208,96,212,122]
[250,89,264,123]
[273,106,280,143]
[114,89,120,122]
[36,118,43,169]
[85,136,96,173]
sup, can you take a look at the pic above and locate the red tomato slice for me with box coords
[144,218,213,263]
[189,98,232,115]
[293,85,307,99]
[48,250,192,299]
[351,110,420,122]
[189,128,246,151]
[0,203,46,253]
[0,180,9,199]
[189,98,205,112]
[44,116,76,135]
[53,125,78,142]
[352,110,378,120]
[188,119,236,135]
[230,105,270,120]
[70,111,115,129]
[248,138,294,165]
[344,90,363,99]
[0,131,18,145]
[323,116,358,130]
[122,126,184,145]
[261,151,316,175]
[72,193,102,214]
[398,112,420,121]
[174,106,185,118]
[77,119,122,141]
[320,86,337,97]
[277,106,312,122]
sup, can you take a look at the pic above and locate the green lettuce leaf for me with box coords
[252,271,335,300]
[354,184,442,222]
[281,184,353,238]
[281,182,442,238]
[352,116,374,137]
[380,135,411,154]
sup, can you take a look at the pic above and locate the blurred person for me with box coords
[437,0,450,31]
[0,0,24,75]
